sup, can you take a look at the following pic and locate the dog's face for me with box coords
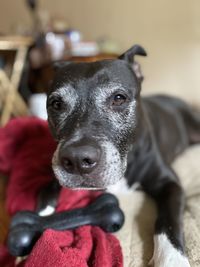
[47,45,146,189]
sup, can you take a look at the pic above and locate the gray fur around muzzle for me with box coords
[52,139,127,189]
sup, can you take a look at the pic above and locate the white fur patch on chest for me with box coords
[106,178,140,195]
[38,205,55,216]
[149,234,191,267]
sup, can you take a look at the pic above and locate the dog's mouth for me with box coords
[52,163,122,190]
[52,140,127,190]
[71,186,105,191]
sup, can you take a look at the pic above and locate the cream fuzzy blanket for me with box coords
[115,145,200,267]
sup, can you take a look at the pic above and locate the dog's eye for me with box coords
[51,99,63,111]
[111,94,127,106]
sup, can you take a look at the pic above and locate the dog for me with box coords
[44,45,200,266]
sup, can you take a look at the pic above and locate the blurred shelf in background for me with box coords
[0,36,33,126]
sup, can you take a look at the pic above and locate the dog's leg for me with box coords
[36,180,61,216]
[142,166,190,267]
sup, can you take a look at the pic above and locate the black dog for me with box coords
[45,45,200,266]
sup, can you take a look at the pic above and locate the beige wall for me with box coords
[0,0,200,103]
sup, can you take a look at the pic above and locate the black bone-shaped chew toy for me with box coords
[7,193,124,257]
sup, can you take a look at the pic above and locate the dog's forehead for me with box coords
[50,59,138,93]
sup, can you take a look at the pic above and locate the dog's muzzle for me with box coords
[52,139,127,190]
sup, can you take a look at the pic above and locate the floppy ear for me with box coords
[118,44,147,63]
[119,44,147,83]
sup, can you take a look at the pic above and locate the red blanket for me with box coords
[0,117,123,267]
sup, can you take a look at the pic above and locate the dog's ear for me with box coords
[53,61,72,71]
[119,44,147,63]
[119,45,147,83]
[132,61,145,83]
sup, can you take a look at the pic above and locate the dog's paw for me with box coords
[148,234,191,267]
[148,255,190,267]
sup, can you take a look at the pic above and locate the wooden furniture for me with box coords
[0,36,33,126]
[28,53,117,93]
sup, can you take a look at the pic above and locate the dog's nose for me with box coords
[59,144,101,174]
